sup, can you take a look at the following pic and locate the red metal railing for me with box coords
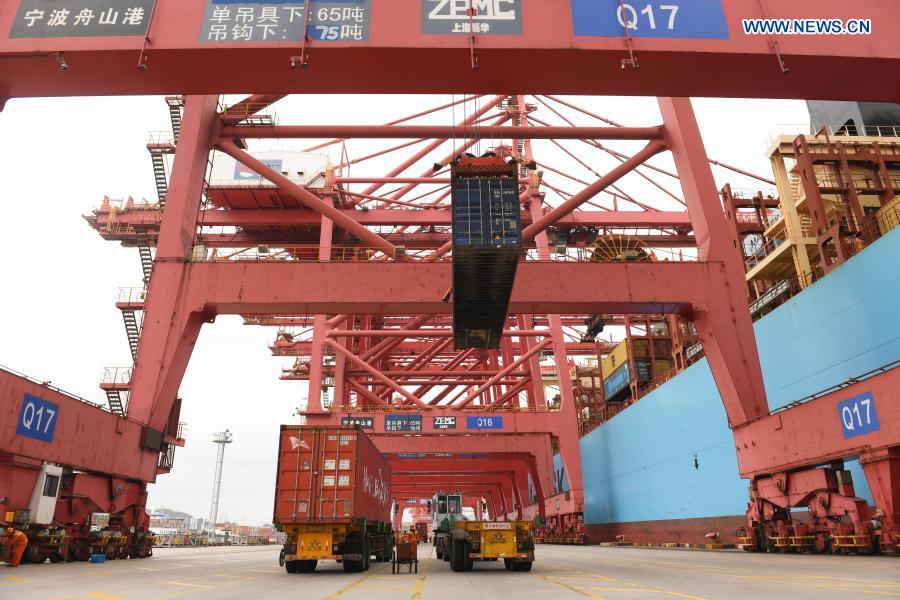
[100,367,133,386]
[192,244,704,264]
[326,403,560,414]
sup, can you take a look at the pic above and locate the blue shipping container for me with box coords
[452,177,521,248]
[603,362,630,399]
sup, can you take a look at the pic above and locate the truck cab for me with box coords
[431,491,465,561]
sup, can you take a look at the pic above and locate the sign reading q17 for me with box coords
[16,394,59,443]
[423,0,522,35]
[837,392,880,439]
[570,0,729,39]
[9,0,155,38]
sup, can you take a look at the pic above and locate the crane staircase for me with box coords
[101,98,185,415]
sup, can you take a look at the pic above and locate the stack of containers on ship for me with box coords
[451,154,522,349]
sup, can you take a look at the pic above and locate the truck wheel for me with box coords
[297,560,317,573]
[450,539,465,572]
[279,549,285,567]
[462,542,474,572]
[503,558,514,570]
[343,558,362,573]
[436,548,443,560]
[285,560,301,573]
[515,561,533,572]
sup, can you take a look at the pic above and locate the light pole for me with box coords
[208,429,234,542]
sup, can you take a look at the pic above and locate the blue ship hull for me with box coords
[573,228,900,543]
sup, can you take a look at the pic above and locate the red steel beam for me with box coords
[454,340,553,409]
[522,140,669,241]
[733,366,900,478]
[360,313,435,362]
[215,139,403,259]
[179,261,705,315]
[218,125,664,141]
[189,209,693,228]
[323,339,430,410]
[360,94,505,197]
[1,2,897,102]
[327,330,548,338]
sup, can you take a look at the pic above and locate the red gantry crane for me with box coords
[1,0,898,556]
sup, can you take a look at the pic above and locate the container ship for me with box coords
[553,106,900,544]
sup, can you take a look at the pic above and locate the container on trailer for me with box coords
[274,426,391,525]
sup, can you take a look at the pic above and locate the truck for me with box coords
[431,491,535,572]
[274,425,394,574]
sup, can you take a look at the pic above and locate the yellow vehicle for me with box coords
[280,520,393,573]
[448,520,535,572]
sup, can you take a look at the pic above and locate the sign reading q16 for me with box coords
[16,394,59,444]
[837,392,880,439]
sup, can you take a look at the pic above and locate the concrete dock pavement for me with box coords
[1,543,898,599]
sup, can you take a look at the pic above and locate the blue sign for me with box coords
[838,392,880,439]
[570,0,729,39]
[385,414,423,432]
[467,416,503,430]
[234,158,282,180]
[16,394,59,443]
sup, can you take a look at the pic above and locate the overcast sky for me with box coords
[0,95,809,525]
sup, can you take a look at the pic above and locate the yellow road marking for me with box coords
[538,567,709,600]
[1,576,30,584]
[85,571,109,577]
[666,593,708,600]
[590,588,662,593]
[537,573,597,597]
[359,584,418,591]
[325,563,393,600]
[166,581,213,589]
[85,594,127,600]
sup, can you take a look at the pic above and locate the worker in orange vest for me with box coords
[2,526,28,567]
[403,530,418,555]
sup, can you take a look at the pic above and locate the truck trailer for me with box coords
[274,425,394,573]
[431,491,535,572]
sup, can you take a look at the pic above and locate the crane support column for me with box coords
[127,95,220,433]
[658,97,768,427]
